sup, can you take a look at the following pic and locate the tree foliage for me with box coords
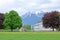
[0,13,4,29]
[42,11,59,31]
[58,12,60,31]
[3,10,22,31]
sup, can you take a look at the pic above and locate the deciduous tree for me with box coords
[3,10,22,31]
[0,13,4,29]
[43,11,59,31]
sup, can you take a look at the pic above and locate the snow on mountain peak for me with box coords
[22,10,44,19]
[22,10,45,25]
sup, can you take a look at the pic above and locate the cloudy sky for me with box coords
[0,0,60,16]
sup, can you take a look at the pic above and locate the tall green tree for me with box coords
[3,10,22,31]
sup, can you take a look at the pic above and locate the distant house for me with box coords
[31,21,56,31]
[19,25,27,32]
[19,27,26,32]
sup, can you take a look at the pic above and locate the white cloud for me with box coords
[0,0,14,7]
[40,3,56,8]
[40,0,58,8]
[0,0,60,16]
[18,0,26,2]
[26,2,37,7]
[0,0,6,7]
[10,7,27,16]
[49,0,59,3]
[38,0,60,12]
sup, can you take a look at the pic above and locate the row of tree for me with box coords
[0,10,60,31]
[0,10,22,31]
[42,11,60,31]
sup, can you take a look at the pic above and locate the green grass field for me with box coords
[0,32,60,40]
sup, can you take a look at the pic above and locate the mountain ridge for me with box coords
[22,11,45,25]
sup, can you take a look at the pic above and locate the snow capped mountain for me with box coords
[22,10,45,25]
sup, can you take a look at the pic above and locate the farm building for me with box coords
[31,21,56,31]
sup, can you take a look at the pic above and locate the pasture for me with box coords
[0,32,60,40]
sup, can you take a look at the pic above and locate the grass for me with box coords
[0,32,60,40]
[0,29,19,32]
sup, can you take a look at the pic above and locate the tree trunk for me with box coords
[11,26,13,32]
[53,27,54,31]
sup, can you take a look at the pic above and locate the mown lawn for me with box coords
[0,32,60,40]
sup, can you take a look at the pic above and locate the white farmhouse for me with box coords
[31,21,56,31]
